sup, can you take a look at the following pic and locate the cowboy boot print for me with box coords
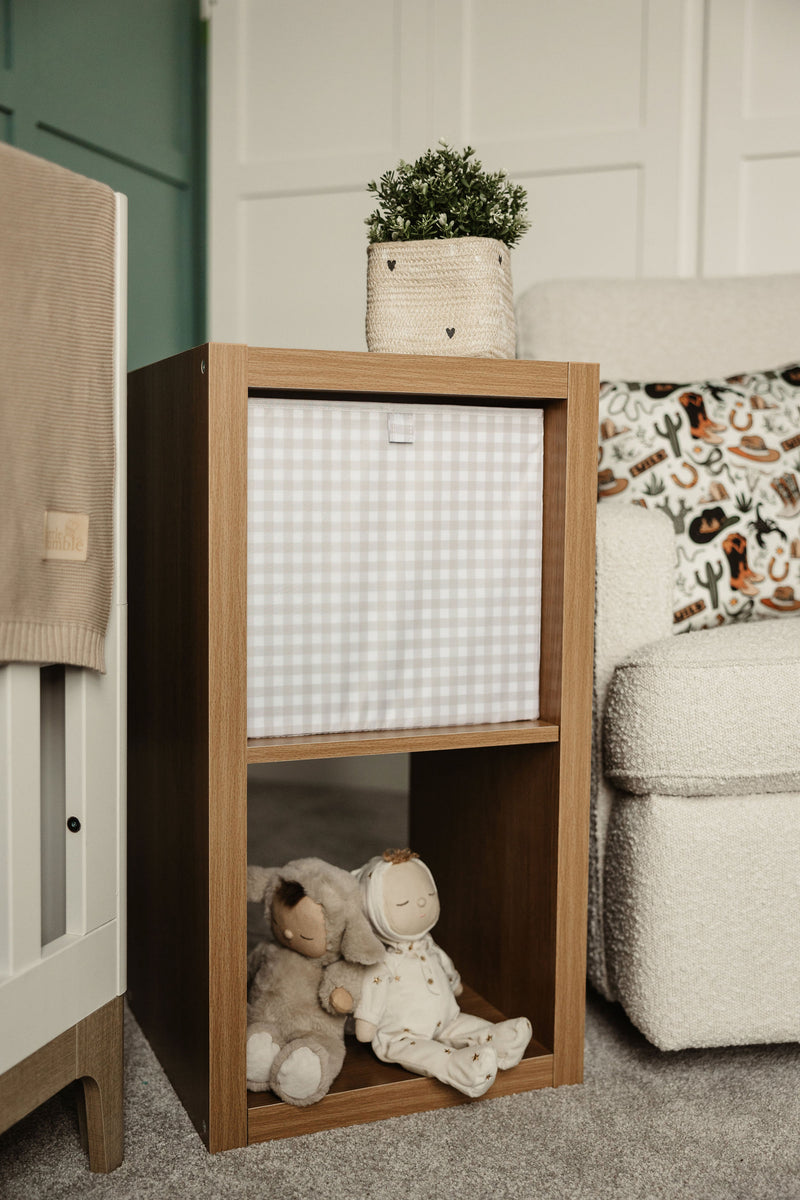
[679,391,727,445]
[722,532,765,596]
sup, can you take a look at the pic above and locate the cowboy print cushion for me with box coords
[597,362,800,631]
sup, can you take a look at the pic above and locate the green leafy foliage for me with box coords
[366,141,530,248]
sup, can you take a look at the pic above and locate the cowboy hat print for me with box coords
[688,506,740,544]
[760,585,800,612]
[598,467,628,497]
[728,435,781,463]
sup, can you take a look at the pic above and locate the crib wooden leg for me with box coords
[0,996,124,1173]
[75,996,124,1173]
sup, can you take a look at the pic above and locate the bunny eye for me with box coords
[395,900,409,907]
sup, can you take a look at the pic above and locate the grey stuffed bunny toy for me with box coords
[246,857,384,1106]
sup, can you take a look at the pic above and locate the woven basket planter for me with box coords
[366,236,515,358]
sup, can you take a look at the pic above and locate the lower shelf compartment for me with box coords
[246,986,554,1144]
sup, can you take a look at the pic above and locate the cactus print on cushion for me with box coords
[597,363,800,631]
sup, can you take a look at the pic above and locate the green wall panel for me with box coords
[0,0,205,370]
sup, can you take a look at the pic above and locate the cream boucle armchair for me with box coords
[516,275,800,1050]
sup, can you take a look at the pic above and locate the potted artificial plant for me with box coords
[365,140,530,358]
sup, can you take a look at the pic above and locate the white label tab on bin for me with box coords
[388,412,415,443]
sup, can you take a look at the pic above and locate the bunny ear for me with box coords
[340,907,384,965]
[247,864,279,904]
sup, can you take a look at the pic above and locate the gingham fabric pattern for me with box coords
[247,398,543,738]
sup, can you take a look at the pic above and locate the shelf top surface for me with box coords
[186,344,595,400]
[247,983,553,1111]
[247,718,558,763]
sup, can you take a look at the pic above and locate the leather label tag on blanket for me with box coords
[43,511,89,562]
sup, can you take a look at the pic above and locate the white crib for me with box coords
[0,189,127,1173]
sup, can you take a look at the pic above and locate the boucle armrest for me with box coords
[589,503,673,1000]
[594,504,674,702]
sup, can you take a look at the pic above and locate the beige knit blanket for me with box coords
[0,143,116,672]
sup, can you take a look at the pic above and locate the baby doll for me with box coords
[353,848,532,1098]
[247,856,383,1106]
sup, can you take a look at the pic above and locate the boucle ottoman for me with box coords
[599,620,800,1049]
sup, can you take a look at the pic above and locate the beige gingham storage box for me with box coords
[247,397,543,738]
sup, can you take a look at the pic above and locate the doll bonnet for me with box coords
[354,848,438,943]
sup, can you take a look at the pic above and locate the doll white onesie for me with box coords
[353,853,532,1099]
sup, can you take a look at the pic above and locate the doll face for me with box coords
[271,894,327,958]
[382,860,440,937]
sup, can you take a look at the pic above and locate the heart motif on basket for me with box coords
[387,260,396,271]
[446,328,455,338]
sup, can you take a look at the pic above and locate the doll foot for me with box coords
[246,1027,280,1092]
[491,1017,532,1070]
[446,1044,498,1098]
[276,1046,322,1102]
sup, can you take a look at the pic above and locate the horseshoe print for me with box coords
[671,462,699,489]
[769,555,790,581]
[730,407,753,432]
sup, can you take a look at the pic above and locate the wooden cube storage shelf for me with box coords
[127,346,598,1151]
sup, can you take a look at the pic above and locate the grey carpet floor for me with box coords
[1,992,798,1200]
[2,779,798,1198]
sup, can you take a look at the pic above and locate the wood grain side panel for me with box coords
[206,344,249,1152]
[552,362,598,1086]
[538,398,568,724]
[127,347,213,1143]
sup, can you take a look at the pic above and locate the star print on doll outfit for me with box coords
[353,850,532,1098]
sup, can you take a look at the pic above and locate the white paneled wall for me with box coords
[212,0,682,347]
[209,0,800,350]
[209,1,800,350]
[207,0,800,790]
[703,0,800,274]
